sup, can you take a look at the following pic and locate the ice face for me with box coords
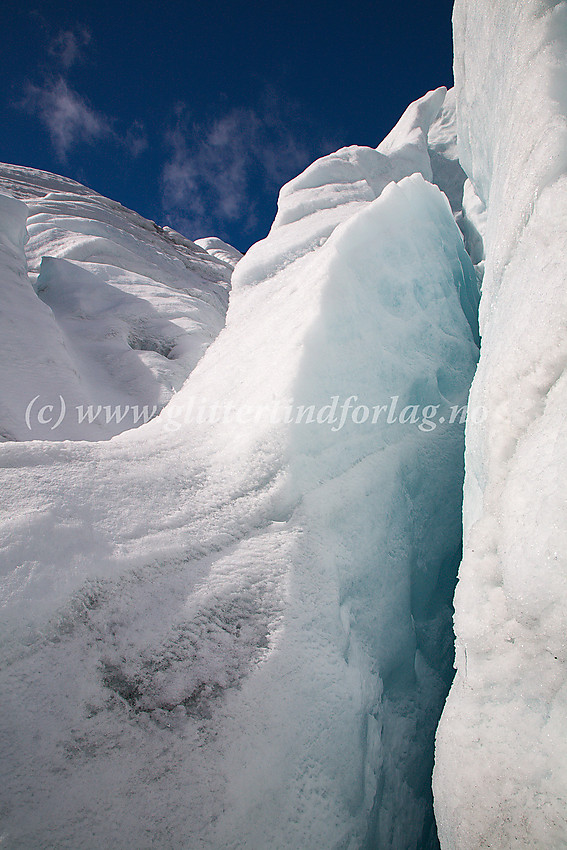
[284,175,478,848]
[433,2,567,847]
[0,163,232,440]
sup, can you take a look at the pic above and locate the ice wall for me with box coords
[433,1,567,846]
[0,92,478,848]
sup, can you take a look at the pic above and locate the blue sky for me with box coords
[0,0,455,251]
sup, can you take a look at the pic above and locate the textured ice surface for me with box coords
[0,164,232,440]
[433,2,567,847]
[0,89,479,848]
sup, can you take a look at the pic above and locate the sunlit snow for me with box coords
[0,165,232,440]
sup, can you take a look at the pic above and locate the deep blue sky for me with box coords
[0,0,455,251]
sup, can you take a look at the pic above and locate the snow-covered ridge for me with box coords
[194,235,243,268]
[0,164,234,440]
[234,87,472,293]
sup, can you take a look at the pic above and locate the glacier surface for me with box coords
[0,89,479,849]
[0,164,232,440]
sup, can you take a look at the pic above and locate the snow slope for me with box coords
[433,1,567,847]
[0,91,478,848]
[0,164,232,440]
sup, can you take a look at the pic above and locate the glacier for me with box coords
[0,88,479,849]
[0,1,565,847]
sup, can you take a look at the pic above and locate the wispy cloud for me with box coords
[21,77,111,161]
[48,26,91,69]
[124,120,149,158]
[20,78,148,163]
[161,94,314,242]
[19,26,148,163]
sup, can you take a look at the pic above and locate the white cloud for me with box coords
[22,78,111,161]
[124,121,149,158]
[161,97,312,240]
[21,77,148,162]
[19,27,148,163]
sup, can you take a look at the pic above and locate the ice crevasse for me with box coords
[0,86,480,847]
